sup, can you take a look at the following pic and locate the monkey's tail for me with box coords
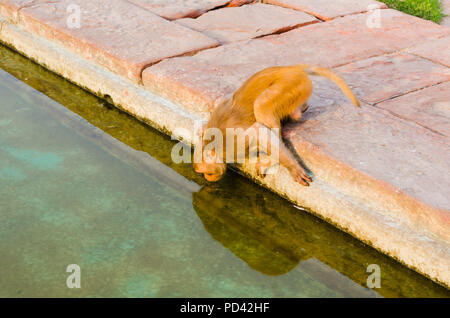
[296,64,360,107]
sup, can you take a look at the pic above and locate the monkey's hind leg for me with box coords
[253,84,284,129]
[251,122,312,186]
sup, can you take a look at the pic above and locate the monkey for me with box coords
[193,64,359,186]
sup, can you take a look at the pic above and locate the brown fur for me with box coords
[194,64,359,185]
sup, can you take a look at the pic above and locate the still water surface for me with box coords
[0,44,448,297]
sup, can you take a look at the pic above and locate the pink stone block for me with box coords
[142,10,450,112]
[126,0,230,20]
[17,0,218,82]
[264,0,387,21]
[176,3,318,44]
[283,103,450,235]
[407,36,450,67]
[0,0,34,21]
[376,81,450,137]
[335,53,450,104]
[441,0,450,27]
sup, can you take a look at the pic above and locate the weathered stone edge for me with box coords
[0,17,448,288]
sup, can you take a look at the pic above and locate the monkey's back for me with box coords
[232,65,313,120]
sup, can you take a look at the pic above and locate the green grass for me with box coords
[378,0,446,23]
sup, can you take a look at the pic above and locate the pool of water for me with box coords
[0,44,448,298]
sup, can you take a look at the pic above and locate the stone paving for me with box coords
[176,3,318,44]
[14,0,220,82]
[407,36,450,67]
[263,0,387,21]
[142,10,450,111]
[442,0,450,27]
[127,0,253,20]
[0,0,449,287]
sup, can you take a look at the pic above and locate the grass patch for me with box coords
[378,0,445,23]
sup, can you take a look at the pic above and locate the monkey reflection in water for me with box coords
[191,180,447,298]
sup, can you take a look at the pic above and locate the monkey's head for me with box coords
[193,148,227,182]
[193,127,227,182]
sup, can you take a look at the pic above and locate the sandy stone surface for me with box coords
[143,10,450,112]
[376,81,450,138]
[16,0,218,82]
[335,53,450,104]
[0,0,33,21]
[126,0,231,20]
[441,0,450,27]
[407,36,450,67]
[177,3,318,44]
[283,103,450,239]
[263,0,387,20]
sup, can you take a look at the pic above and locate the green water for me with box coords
[0,44,448,298]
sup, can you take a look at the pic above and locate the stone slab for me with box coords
[126,0,231,20]
[176,3,318,44]
[283,103,450,241]
[407,36,450,67]
[142,10,450,112]
[15,0,218,82]
[263,0,387,21]
[0,0,33,21]
[335,53,450,104]
[441,0,450,27]
[375,81,450,137]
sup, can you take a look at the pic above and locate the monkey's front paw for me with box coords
[256,168,267,179]
[289,167,312,186]
[256,158,271,178]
